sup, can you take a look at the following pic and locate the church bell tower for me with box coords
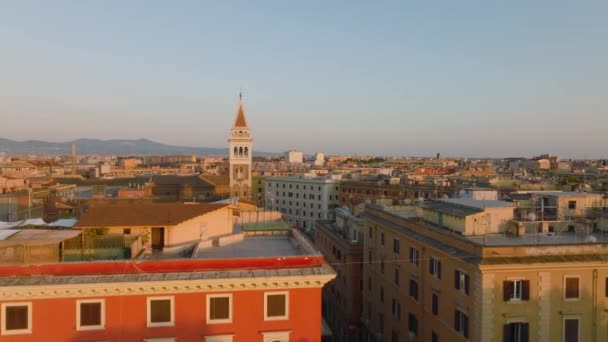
[228,93,252,199]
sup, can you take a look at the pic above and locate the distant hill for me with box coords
[0,138,240,156]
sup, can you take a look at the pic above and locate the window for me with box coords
[262,331,290,342]
[76,299,104,330]
[378,313,385,334]
[393,239,400,254]
[432,293,439,316]
[503,322,529,342]
[432,331,438,342]
[429,257,441,279]
[454,309,469,338]
[1,302,32,335]
[368,277,372,291]
[568,201,577,209]
[391,299,401,320]
[147,296,174,327]
[564,277,580,300]
[368,227,373,238]
[391,331,399,342]
[207,294,232,324]
[145,339,176,342]
[409,279,418,301]
[368,251,372,264]
[394,268,400,286]
[123,228,131,235]
[265,291,288,320]
[408,313,418,336]
[380,287,384,302]
[564,318,579,342]
[455,270,470,295]
[381,258,385,274]
[380,232,385,245]
[409,247,419,266]
[503,280,530,301]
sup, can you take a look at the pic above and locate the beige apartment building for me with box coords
[362,198,608,342]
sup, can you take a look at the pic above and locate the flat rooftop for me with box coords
[438,198,513,209]
[196,236,306,259]
[467,232,608,246]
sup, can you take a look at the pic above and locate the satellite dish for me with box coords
[527,213,537,221]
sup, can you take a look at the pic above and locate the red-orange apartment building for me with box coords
[0,230,335,342]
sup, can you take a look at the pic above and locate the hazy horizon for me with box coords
[1,1,607,158]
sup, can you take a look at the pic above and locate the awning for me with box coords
[18,218,47,227]
[47,219,77,228]
[0,221,23,229]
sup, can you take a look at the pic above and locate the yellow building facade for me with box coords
[362,205,608,342]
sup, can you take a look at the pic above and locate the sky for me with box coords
[1,1,607,158]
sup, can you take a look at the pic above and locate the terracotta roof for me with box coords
[200,174,230,186]
[75,203,229,228]
[233,102,248,128]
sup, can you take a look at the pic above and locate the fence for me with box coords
[62,233,143,261]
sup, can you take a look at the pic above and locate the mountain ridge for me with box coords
[0,138,251,156]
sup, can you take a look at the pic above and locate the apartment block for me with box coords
[362,198,608,342]
[265,174,340,231]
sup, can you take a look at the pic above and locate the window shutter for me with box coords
[522,280,530,300]
[503,281,514,301]
[463,314,469,338]
[438,261,442,279]
[522,323,530,342]
[429,259,434,274]
[453,310,459,331]
[465,274,470,295]
[454,270,460,289]
[503,324,512,342]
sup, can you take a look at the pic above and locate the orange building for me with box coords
[0,230,335,342]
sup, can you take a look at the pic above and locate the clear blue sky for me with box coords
[1,1,607,158]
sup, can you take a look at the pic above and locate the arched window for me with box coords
[233,146,238,157]
[244,147,249,157]
[239,147,243,157]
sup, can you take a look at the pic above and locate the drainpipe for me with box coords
[592,268,597,342]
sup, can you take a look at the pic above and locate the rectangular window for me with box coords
[391,299,401,320]
[409,279,418,301]
[265,291,288,320]
[454,309,469,338]
[429,257,441,279]
[568,201,577,209]
[503,322,529,342]
[147,297,174,327]
[394,268,400,286]
[454,270,470,295]
[565,277,580,300]
[432,331,438,342]
[207,294,232,324]
[503,279,530,301]
[393,239,400,254]
[1,302,32,335]
[408,313,418,336]
[77,299,105,330]
[380,232,385,245]
[123,228,131,235]
[381,258,385,274]
[409,247,419,266]
[432,293,439,316]
[564,318,579,342]
[380,287,384,302]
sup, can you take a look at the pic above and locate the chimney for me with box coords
[71,143,77,175]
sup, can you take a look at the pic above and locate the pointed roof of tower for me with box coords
[233,93,248,128]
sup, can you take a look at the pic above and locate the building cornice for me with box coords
[0,273,336,301]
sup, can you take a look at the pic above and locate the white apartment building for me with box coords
[265,174,341,230]
[285,150,303,164]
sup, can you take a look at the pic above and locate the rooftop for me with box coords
[196,236,306,259]
[75,202,229,227]
[438,198,513,209]
[467,231,608,246]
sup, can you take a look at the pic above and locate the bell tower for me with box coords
[228,93,252,199]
